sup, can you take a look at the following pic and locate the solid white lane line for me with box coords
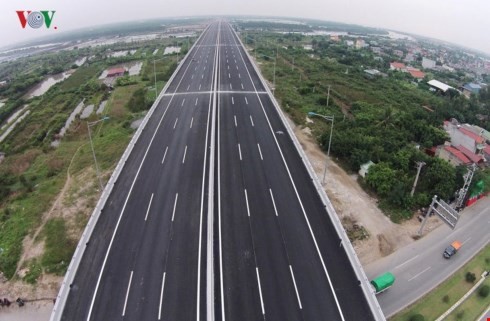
[195,98,199,106]
[161,146,168,164]
[204,22,220,321]
[122,271,134,316]
[245,97,248,104]
[230,25,348,320]
[232,96,234,104]
[244,189,250,217]
[269,189,278,216]
[408,266,431,282]
[250,115,255,127]
[238,143,242,160]
[394,255,419,270]
[256,268,265,315]
[173,118,178,129]
[234,115,237,127]
[87,44,196,316]
[289,266,303,309]
[199,84,202,90]
[182,98,186,106]
[182,146,188,164]
[171,193,179,221]
[158,272,166,320]
[144,193,154,221]
[190,117,194,128]
[257,143,263,160]
[241,83,244,90]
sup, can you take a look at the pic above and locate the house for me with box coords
[444,120,485,153]
[330,35,340,42]
[456,145,485,164]
[422,57,436,69]
[355,39,366,49]
[359,161,375,178]
[106,67,126,78]
[404,53,415,63]
[345,40,354,47]
[406,67,425,79]
[462,83,482,97]
[427,79,454,93]
[437,145,471,166]
[393,50,404,58]
[0,80,7,87]
[303,45,313,51]
[371,47,382,54]
[364,69,386,79]
[390,62,406,71]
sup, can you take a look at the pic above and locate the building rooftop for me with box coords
[456,145,485,163]
[428,79,453,92]
[390,62,406,70]
[407,69,425,79]
[458,127,485,144]
[107,67,126,77]
[444,146,471,164]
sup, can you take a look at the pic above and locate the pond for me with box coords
[25,71,73,99]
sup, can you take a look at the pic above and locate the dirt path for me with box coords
[14,143,86,276]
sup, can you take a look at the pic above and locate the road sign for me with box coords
[434,199,460,229]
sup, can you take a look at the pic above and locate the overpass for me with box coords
[51,20,385,321]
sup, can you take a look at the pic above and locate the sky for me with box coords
[1,0,489,55]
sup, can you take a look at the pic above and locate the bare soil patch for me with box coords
[290,116,443,264]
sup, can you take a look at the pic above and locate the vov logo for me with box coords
[16,11,57,29]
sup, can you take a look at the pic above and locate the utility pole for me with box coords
[418,195,437,235]
[326,85,331,108]
[411,161,426,197]
[153,59,157,99]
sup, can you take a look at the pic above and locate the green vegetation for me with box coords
[389,245,490,321]
[239,26,490,221]
[41,218,75,275]
[0,27,192,281]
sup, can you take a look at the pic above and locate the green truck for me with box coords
[370,272,395,294]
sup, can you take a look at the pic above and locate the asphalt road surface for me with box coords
[366,197,490,317]
[60,21,375,321]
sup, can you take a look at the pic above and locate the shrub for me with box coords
[478,285,489,298]
[409,314,425,321]
[455,310,465,320]
[442,294,450,303]
[465,272,476,283]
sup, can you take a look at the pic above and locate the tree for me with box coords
[421,158,456,200]
[365,162,397,197]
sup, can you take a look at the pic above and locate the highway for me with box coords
[59,21,376,321]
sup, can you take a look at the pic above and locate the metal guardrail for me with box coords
[49,27,208,321]
[234,31,387,321]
